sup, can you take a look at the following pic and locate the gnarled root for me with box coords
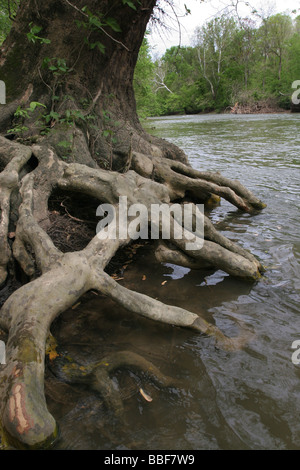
[0,137,32,284]
[132,152,266,212]
[0,136,265,448]
[90,269,254,352]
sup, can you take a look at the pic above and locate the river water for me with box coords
[48,113,300,450]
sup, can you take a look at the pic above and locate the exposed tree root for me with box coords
[0,137,33,284]
[0,134,265,449]
[132,152,266,211]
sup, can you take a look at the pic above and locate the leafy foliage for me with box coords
[27,23,51,44]
[134,12,300,116]
[0,0,19,44]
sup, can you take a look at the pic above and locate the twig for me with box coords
[60,199,95,224]
[62,0,130,51]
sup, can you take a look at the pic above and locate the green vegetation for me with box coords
[0,0,18,44]
[134,12,300,116]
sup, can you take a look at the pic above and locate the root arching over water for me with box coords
[0,134,265,449]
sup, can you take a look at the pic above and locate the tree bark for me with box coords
[0,0,186,166]
[0,0,266,449]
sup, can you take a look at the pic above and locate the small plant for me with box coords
[42,57,70,76]
[7,101,46,137]
[14,105,30,120]
[57,140,72,150]
[27,23,51,45]
[7,124,29,136]
[57,139,73,160]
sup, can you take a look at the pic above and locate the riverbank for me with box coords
[226,98,290,115]
[141,98,294,120]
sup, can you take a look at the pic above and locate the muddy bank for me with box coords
[145,99,291,119]
[227,99,290,115]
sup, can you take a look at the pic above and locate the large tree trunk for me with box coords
[0,0,266,449]
[0,0,185,165]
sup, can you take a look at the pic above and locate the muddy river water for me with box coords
[48,113,300,450]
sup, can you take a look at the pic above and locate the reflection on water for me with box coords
[47,114,300,450]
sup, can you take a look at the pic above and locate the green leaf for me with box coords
[96,42,105,54]
[58,140,71,148]
[90,41,105,54]
[26,33,34,42]
[105,17,122,32]
[28,101,46,112]
[102,110,111,120]
[89,15,103,29]
[72,110,85,120]
[49,111,60,119]
[85,114,97,121]
[122,0,137,9]
[42,57,50,68]
[102,129,111,137]
[31,25,42,35]
[14,106,29,118]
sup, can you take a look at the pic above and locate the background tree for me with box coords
[195,15,238,108]
[133,10,300,116]
[153,46,200,114]
[133,34,160,117]
[278,14,300,107]
[267,13,293,82]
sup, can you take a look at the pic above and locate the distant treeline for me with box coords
[134,12,300,117]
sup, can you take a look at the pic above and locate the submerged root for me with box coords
[46,342,174,418]
[192,317,255,352]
